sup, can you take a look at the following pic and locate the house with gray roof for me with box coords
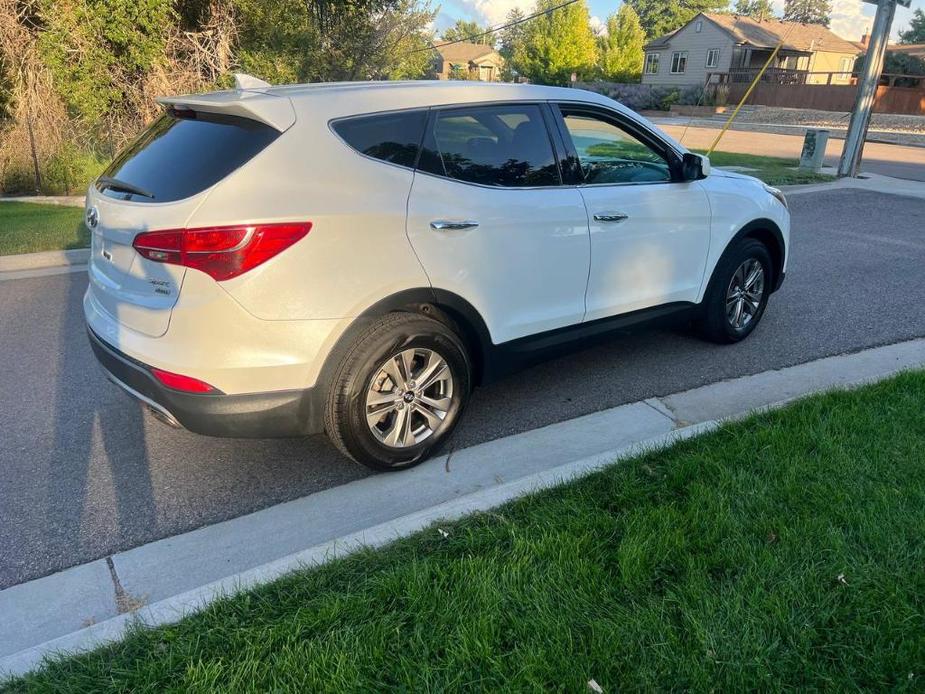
[641,13,862,87]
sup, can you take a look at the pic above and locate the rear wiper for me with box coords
[97,176,155,200]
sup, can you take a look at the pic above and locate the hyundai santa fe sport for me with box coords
[84,79,790,471]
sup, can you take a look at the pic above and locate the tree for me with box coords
[625,0,730,39]
[782,0,832,27]
[499,7,527,80]
[233,0,436,83]
[898,8,925,44]
[514,0,597,85]
[440,19,493,46]
[38,0,175,128]
[734,0,775,21]
[854,50,925,84]
[597,5,646,82]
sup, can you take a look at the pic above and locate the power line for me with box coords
[409,0,580,54]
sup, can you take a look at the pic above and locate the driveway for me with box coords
[2,188,925,589]
[656,123,925,182]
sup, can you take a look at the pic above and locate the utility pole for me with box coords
[838,0,900,177]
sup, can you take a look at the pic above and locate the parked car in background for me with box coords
[84,79,789,470]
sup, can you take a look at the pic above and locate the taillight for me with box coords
[151,368,218,393]
[133,222,311,281]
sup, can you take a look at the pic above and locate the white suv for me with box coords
[84,80,789,470]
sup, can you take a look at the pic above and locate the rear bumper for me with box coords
[87,328,323,437]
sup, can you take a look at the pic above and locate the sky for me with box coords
[434,0,924,43]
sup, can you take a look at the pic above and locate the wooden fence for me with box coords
[711,69,925,115]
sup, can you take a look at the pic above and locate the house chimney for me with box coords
[860,33,869,47]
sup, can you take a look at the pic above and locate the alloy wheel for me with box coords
[726,258,766,330]
[365,348,454,448]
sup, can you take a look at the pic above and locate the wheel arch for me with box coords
[710,218,786,296]
[315,288,495,403]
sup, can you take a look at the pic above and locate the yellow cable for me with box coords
[706,41,784,155]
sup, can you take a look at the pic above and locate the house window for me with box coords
[644,53,660,74]
[695,20,703,32]
[706,48,720,68]
[670,51,688,74]
[839,56,854,74]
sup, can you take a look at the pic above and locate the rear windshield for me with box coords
[98,110,280,203]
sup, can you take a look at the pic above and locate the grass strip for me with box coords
[700,150,837,186]
[5,371,925,692]
[0,202,87,256]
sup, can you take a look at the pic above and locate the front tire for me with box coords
[697,238,773,344]
[324,312,471,471]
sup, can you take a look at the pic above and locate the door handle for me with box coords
[430,220,479,231]
[593,213,629,223]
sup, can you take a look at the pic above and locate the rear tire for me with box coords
[696,238,773,344]
[324,312,471,471]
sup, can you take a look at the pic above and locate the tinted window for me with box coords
[560,112,671,185]
[421,105,559,187]
[332,110,427,168]
[99,110,280,203]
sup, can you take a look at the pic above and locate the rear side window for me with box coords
[420,105,559,188]
[332,110,427,169]
[98,110,280,203]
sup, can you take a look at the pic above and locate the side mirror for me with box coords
[681,152,709,181]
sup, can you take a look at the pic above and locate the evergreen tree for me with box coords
[598,5,646,82]
[499,7,528,80]
[514,0,597,85]
[734,0,776,21]
[898,8,925,44]
[626,0,731,39]
[782,0,832,27]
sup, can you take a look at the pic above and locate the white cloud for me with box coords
[768,0,912,43]
[449,0,536,25]
[590,15,607,36]
[829,0,876,41]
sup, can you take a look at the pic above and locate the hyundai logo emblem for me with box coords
[86,206,99,230]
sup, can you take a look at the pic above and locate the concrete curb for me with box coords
[2,337,924,678]
[0,248,89,273]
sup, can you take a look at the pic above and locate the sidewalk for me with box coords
[3,337,923,678]
[653,121,925,182]
[0,195,85,207]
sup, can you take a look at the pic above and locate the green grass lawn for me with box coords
[700,150,837,186]
[6,373,925,691]
[0,202,87,256]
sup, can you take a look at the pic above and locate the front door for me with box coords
[555,105,712,322]
[406,103,590,344]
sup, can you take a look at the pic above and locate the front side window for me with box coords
[706,48,720,68]
[559,110,672,185]
[420,104,559,187]
[332,109,427,168]
[671,51,688,74]
[645,53,660,74]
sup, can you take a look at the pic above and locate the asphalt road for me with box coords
[657,124,925,182]
[2,189,925,590]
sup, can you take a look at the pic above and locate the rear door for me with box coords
[406,103,590,344]
[553,104,712,321]
[86,108,283,337]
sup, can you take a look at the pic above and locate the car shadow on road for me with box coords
[48,271,157,565]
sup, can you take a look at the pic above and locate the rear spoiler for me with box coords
[156,89,296,132]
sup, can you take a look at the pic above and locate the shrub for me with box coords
[43,142,107,196]
[658,88,680,110]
